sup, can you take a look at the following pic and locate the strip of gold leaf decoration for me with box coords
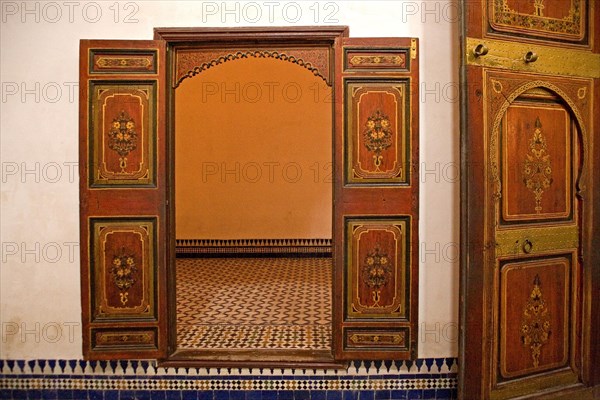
[96,57,151,69]
[349,333,404,346]
[523,117,553,214]
[520,275,551,368]
[410,38,417,59]
[495,225,578,257]
[350,55,404,66]
[97,332,153,345]
[466,37,600,78]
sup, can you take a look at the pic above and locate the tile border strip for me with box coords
[0,358,458,377]
[0,376,457,391]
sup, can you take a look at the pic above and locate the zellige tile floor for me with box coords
[176,257,332,351]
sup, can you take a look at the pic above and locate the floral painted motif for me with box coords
[362,246,392,307]
[523,117,553,213]
[108,110,137,172]
[363,110,393,171]
[111,249,137,306]
[520,274,551,368]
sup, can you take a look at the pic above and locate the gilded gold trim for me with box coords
[96,331,153,345]
[92,329,157,349]
[495,225,579,258]
[96,56,152,69]
[348,332,404,346]
[410,39,417,60]
[350,55,404,66]
[88,48,158,75]
[466,37,600,78]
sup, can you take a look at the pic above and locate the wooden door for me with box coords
[459,0,600,398]
[79,40,167,359]
[334,37,419,360]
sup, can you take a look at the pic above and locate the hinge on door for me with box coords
[410,38,417,59]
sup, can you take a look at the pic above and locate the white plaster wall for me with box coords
[0,0,460,359]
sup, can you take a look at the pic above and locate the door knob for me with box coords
[522,239,533,254]
[473,44,489,57]
[524,51,538,63]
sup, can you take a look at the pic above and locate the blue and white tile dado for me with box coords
[0,358,458,399]
[0,358,457,377]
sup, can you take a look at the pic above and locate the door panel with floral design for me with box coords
[460,0,600,398]
[334,37,419,360]
[80,40,167,359]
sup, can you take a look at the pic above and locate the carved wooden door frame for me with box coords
[153,26,349,365]
[154,27,420,365]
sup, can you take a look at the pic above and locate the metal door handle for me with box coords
[523,239,533,254]
[524,51,538,63]
[473,44,489,57]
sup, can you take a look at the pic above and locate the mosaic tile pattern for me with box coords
[0,358,458,399]
[176,258,332,350]
[0,359,458,377]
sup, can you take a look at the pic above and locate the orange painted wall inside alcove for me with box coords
[175,57,332,239]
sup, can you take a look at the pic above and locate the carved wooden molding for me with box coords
[174,48,332,88]
[485,72,591,204]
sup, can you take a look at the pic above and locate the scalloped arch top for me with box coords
[174,48,332,88]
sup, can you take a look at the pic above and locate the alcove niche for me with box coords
[79,27,420,365]
[175,57,332,243]
[173,52,334,361]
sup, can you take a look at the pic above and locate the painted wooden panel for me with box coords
[89,82,156,186]
[487,0,588,43]
[344,328,409,351]
[90,218,156,321]
[500,100,572,222]
[91,328,158,351]
[345,218,409,320]
[345,81,409,184]
[460,0,599,397]
[499,257,571,379]
[335,37,418,360]
[90,50,157,74]
[80,40,166,359]
[344,49,409,71]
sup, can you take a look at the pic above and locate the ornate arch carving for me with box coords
[174,48,332,88]
[488,78,591,201]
